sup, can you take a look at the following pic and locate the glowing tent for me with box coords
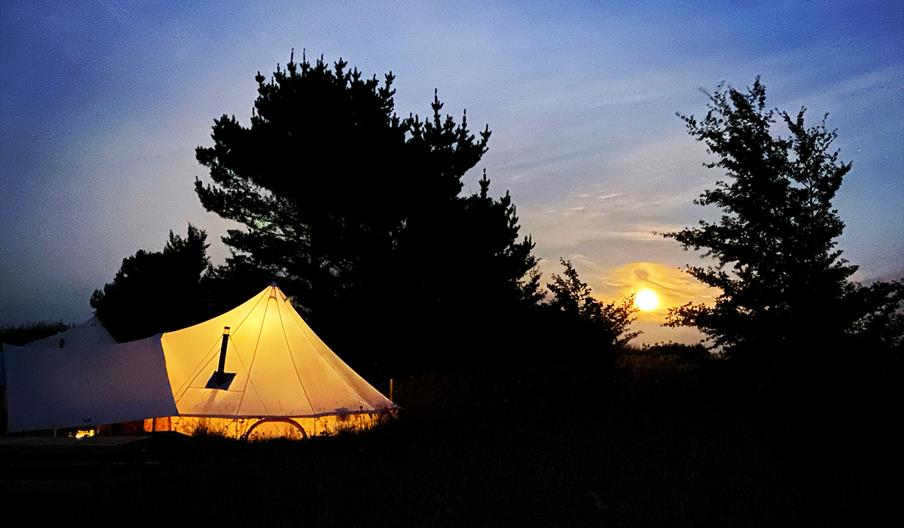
[3,285,394,438]
[151,284,395,438]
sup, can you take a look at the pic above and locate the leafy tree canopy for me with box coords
[666,78,903,366]
[91,225,211,342]
[546,258,639,349]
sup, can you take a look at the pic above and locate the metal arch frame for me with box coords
[241,417,308,440]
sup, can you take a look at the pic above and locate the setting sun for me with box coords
[634,288,660,311]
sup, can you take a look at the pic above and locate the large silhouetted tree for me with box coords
[91,225,211,342]
[666,78,903,377]
[194,53,538,368]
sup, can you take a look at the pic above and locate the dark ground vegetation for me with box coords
[2,345,899,526]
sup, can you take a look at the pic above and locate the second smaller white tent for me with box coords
[4,337,177,432]
[24,316,116,349]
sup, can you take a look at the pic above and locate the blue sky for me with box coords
[1,1,902,343]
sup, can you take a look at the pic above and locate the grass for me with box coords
[2,352,899,526]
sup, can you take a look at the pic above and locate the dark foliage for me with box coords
[5,361,898,526]
[616,342,714,407]
[542,259,639,366]
[194,53,538,372]
[90,225,211,342]
[199,254,276,316]
[0,321,69,346]
[546,258,639,346]
[845,278,904,355]
[665,78,904,388]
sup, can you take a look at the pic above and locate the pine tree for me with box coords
[194,53,539,367]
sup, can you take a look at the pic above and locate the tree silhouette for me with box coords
[194,53,538,368]
[546,259,639,350]
[91,225,211,342]
[666,78,903,377]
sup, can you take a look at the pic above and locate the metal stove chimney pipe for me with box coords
[216,326,230,383]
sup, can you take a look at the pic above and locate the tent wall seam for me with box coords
[287,305,375,406]
[235,297,272,415]
[171,290,268,399]
[277,301,318,415]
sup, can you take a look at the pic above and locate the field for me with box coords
[2,352,899,526]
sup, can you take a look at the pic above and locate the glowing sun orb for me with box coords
[634,288,660,311]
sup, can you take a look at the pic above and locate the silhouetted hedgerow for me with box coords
[0,321,69,346]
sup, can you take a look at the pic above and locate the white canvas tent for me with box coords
[3,285,394,438]
[0,316,115,390]
[3,337,177,432]
[24,316,116,348]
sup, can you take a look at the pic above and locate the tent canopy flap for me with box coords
[4,336,177,432]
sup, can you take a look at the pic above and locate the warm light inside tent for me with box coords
[73,428,96,439]
[143,413,386,440]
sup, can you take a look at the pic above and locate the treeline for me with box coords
[90,224,636,378]
[0,321,69,346]
[80,55,903,398]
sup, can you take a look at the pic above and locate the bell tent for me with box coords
[3,285,394,439]
[152,284,394,438]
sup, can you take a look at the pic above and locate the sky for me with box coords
[1,1,902,344]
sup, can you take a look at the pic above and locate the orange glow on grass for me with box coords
[73,428,96,439]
